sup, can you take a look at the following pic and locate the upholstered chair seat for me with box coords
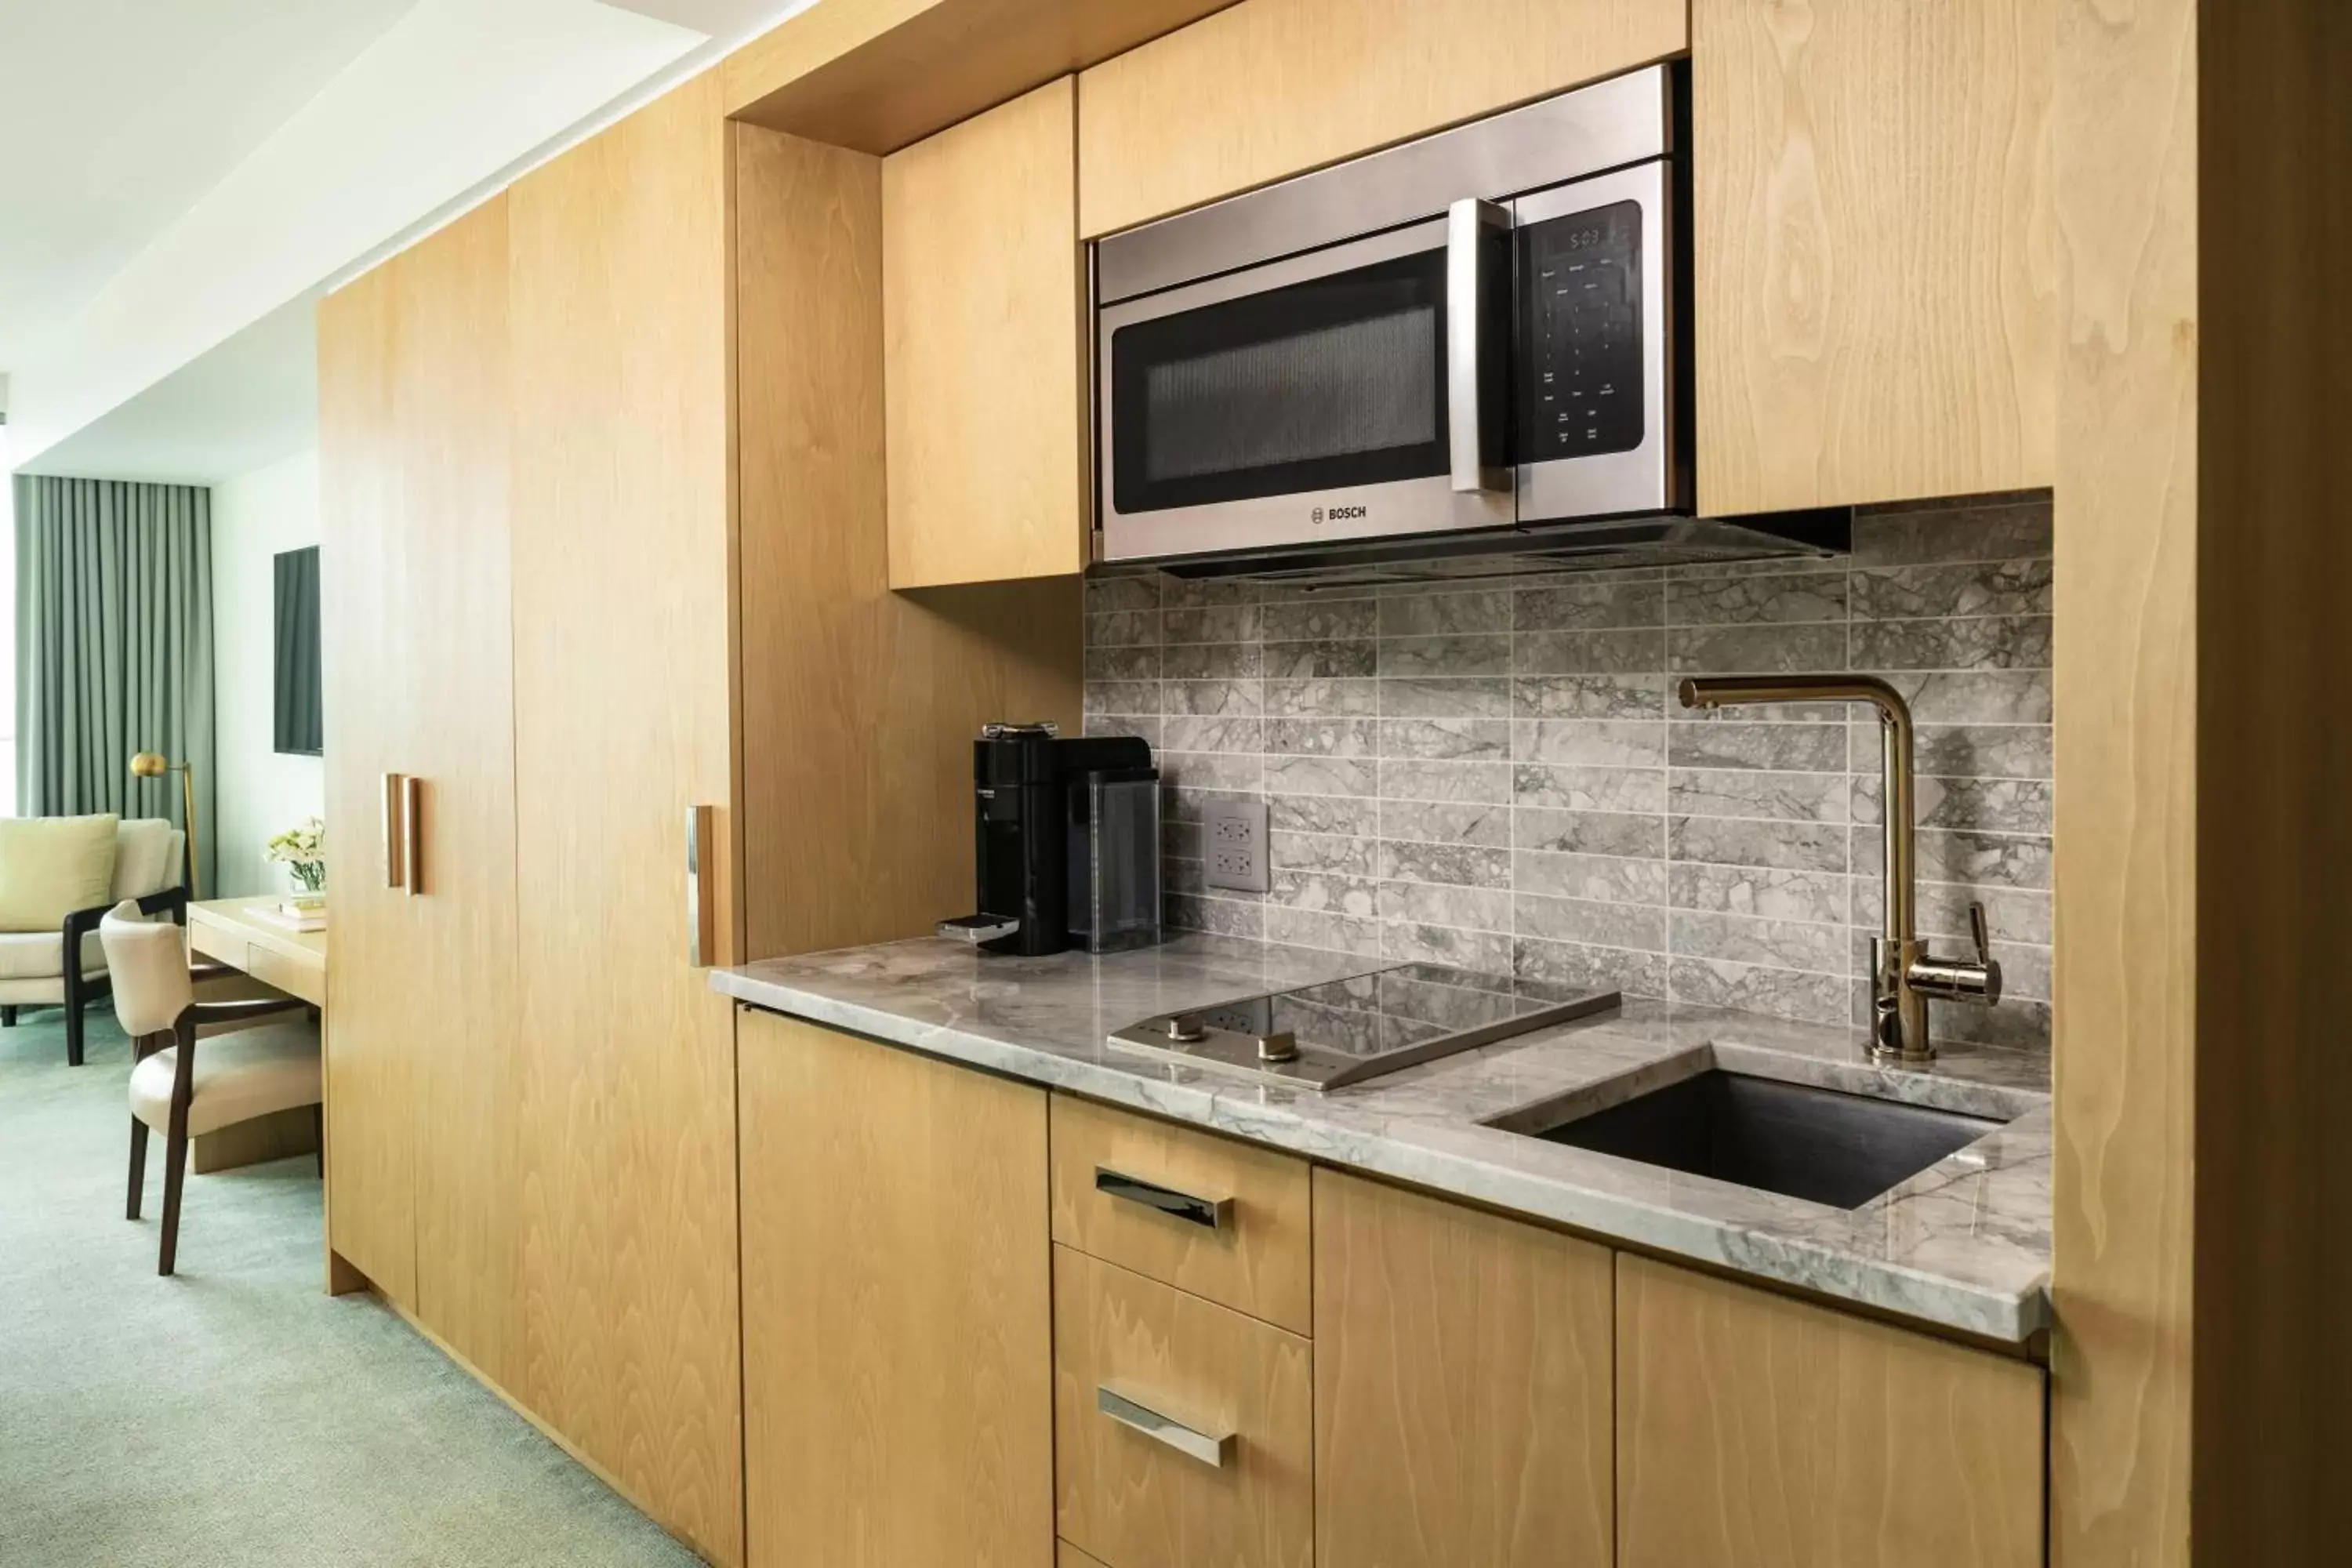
[129,1026,322,1139]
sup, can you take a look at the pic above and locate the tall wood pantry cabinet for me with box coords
[318,69,1080,1566]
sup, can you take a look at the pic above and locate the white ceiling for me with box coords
[0,0,419,372]
[1,0,808,481]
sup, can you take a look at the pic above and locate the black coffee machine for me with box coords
[937,722,1161,956]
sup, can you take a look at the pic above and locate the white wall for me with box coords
[212,450,324,896]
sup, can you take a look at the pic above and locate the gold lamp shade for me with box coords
[128,752,200,900]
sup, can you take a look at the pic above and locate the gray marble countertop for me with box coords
[712,935,2053,1341]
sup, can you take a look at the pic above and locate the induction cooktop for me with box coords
[1108,963,1620,1091]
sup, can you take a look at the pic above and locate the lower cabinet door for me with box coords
[1054,1247,1313,1568]
[1616,1254,2045,1568]
[739,1011,1055,1567]
[1312,1169,1615,1568]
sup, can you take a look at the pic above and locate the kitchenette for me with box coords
[720,15,2054,1566]
[317,0,2311,1562]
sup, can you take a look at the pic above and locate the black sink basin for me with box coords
[1511,1069,2002,1210]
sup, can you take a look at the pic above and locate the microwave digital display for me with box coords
[1518,199,1645,462]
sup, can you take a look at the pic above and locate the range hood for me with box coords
[1121,507,1853,590]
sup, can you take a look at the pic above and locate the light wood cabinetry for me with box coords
[1690,0,2057,515]
[724,0,1238,156]
[1076,0,1687,238]
[739,1011,1054,1568]
[1311,1170,1613,1568]
[504,73,744,1565]
[883,76,1085,587]
[734,121,1081,956]
[1616,1254,2044,1568]
[1054,1245,1314,1568]
[318,194,521,1340]
[1049,1095,1312,1335]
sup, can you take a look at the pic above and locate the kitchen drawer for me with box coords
[1050,1094,1312,1334]
[1054,1247,1312,1568]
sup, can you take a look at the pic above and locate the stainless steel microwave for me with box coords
[1094,65,1728,575]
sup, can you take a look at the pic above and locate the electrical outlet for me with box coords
[1202,797,1270,893]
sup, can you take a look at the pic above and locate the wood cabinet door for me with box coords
[739,1010,1054,1568]
[1077,0,1688,238]
[1616,1255,2045,1568]
[1312,1170,1613,1568]
[1693,0,2057,514]
[506,74,744,1566]
[884,75,1086,588]
[317,195,521,1331]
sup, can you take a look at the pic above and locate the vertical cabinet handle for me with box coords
[1096,1385,1234,1468]
[402,775,424,898]
[686,804,716,967]
[1094,1166,1232,1231]
[382,773,408,890]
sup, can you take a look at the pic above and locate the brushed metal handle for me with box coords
[401,775,423,898]
[1096,1385,1233,1468]
[1446,196,1511,494]
[687,805,715,967]
[1094,1166,1232,1231]
[381,773,407,890]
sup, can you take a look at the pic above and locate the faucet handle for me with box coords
[1969,900,1992,966]
[1910,904,2004,1007]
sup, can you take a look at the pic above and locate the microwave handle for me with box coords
[1446,198,1512,495]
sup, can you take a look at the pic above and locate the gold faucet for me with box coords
[1676,675,2002,1063]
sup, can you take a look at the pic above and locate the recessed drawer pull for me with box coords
[1094,1165,1232,1231]
[1096,1385,1234,1469]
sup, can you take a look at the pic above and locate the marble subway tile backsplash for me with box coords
[1085,493,2055,1049]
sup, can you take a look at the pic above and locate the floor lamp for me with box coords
[129,752,200,902]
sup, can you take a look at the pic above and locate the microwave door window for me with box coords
[1109,248,1450,515]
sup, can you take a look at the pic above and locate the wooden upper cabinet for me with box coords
[1693,0,2057,514]
[1312,1171,1613,1568]
[884,75,1086,588]
[1077,0,1688,238]
[1616,1255,2045,1568]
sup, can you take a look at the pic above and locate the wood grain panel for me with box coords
[1049,1093,1312,1334]
[723,0,1237,154]
[391,199,526,1404]
[1076,0,1686,238]
[884,76,1084,588]
[733,120,1080,960]
[316,245,413,1312]
[1692,0,2057,514]
[316,197,517,1318]
[1057,1544,1112,1568]
[2190,0,2351,1558]
[1311,1170,1611,1568]
[1617,1254,2043,1568]
[2045,0,2196,1563]
[1054,1247,1312,1568]
[739,1010,1054,1568]
[506,74,742,1566]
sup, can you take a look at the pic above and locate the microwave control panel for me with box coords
[1518,198,1645,461]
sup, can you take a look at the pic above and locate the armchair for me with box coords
[0,818,187,1065]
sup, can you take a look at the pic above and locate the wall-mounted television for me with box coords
[274,545,323,756]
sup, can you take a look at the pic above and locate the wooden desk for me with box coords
[184,896,328,1173]
[187,895,327,1007]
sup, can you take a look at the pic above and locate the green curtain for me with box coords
[12,475,216,893]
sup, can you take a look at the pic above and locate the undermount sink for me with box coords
[1490,1067,2004,1210]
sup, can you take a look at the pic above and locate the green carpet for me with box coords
[0,1007,706,1566]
